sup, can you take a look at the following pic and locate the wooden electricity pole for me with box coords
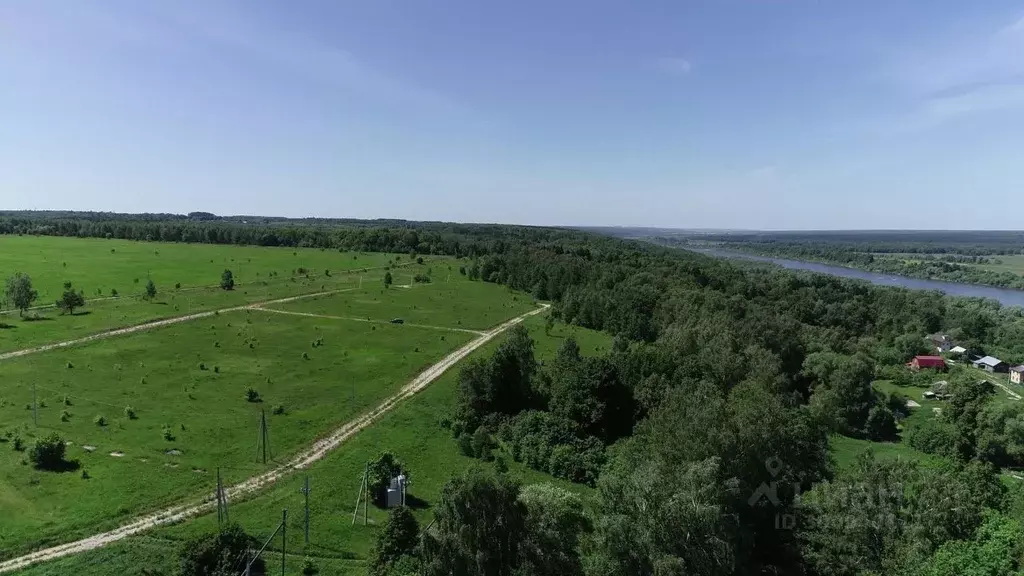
[281,509,287,576]
[300,476,311,545]
[256,409,271,464]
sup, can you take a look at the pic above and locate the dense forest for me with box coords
[4,212,1024,575]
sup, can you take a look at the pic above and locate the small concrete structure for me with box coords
[385,474,407,508]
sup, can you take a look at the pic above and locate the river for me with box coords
[692,248,1024,308]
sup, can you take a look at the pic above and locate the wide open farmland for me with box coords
[0,235,398,303]
[0,244,443,353]
[269,273,536,331]
[0,238,534,561]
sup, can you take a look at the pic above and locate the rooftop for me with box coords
[975,356,1004,366]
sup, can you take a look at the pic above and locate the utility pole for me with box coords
[352,468,366,524]
[281,509,287,576]
[32,383,37,427]
[300,475,311,545]
[256,409,270,464]
[364,462,369,525]
[216,468,228,525]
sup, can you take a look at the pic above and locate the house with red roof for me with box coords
[908,355,947,371]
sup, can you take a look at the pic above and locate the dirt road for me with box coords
[0,304,548,574]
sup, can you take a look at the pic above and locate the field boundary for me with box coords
[0,287,362,362]
[254,306,486,335]
[0,304,548,573]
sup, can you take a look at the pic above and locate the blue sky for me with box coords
[3,1,1024,229]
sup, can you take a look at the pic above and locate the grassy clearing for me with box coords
[0,235,401,303]
[871,252,1024,277]
[829,435,947,471]
[12,316,612,575]
[269,273,536,331]
[0,308,472,558]
[0,272,367,354]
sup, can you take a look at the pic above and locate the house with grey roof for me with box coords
[973,356,1009,373]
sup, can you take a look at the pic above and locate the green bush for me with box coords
[124,406,137,420]
[29,433,67,470]
[272,404,285,415]
[93,415,107,427]
[246,388,261,403]
[60,410,71,422]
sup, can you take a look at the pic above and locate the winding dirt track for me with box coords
[0,304,548,574]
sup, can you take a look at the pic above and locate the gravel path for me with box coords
[0,304,547,573]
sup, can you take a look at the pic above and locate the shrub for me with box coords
[63,395,72,406]
[175,282,181,290]
[29,433,67,470]
[94,415,107,427]
[220,270,234,291]
[179,523,264,576]
[457,433,475,457]
[198,363,207,370]
[272,404,285,415]
[413,273,431,283]
[110,288,118,297]
[302,558,319,575]
[162,425,175,441]
[81,469,89,479]
[12,435,24,451]
[907,418,958,457]
[471,426,495,461]
[124,406,137,420]
[302,352,310,360]
[246,388,261,403]
[60,410,71,422]
[66,362,73,369]
[213,366,220,374]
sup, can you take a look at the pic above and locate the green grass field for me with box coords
[0,237,538,562]
[0,235,400,303]
[0,237,451,354]
[0,308,473,555]
[871,252,1024,277]
[269,278,536,331]
[11,315,612,576]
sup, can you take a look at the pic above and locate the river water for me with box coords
[692,248,1024,308]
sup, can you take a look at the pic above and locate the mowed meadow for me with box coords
[0,235,540,561]
[0,235,405,352]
